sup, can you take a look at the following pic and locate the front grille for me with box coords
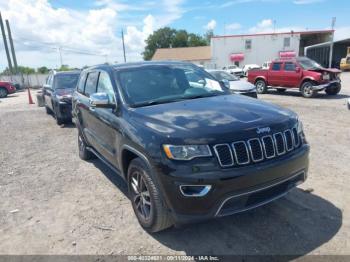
[214,128,301,168]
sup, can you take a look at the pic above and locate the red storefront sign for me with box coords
[230,53,244,62]
[279,51,296,59]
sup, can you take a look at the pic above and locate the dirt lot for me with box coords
[0,73,350,257]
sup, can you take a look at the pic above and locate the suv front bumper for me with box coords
[157,144,309,225]
[312,80,341,91]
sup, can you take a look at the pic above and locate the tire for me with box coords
[45,106,52,114]
[0,87,8,98]
[300,81,316,98]
[276,88,286,93]
[128,158,173,233]
[255,79,267,94]
[78,133,95,160]
[325,85,341,95]
[53,105,65,125]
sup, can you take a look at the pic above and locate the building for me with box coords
[151,46,212,67]
[305,38,350,68]
[211,30,333,69]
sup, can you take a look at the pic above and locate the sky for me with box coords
[0,0,349,71]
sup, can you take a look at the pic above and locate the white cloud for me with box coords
[248,18,304,33]
[204,19,217,31]
[257,19,273,28]
[334,26,350,41]
[293,0,324,4]
[225,23,242,32]
[0,0,186,70]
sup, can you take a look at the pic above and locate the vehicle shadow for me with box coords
[150,189,342,256]
[90,158,129,197]
[263,89,350,100]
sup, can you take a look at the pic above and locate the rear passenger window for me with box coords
[84,72,99,97]
[284,62,296,71]
[77,72,87,93]
[272,63,282,71]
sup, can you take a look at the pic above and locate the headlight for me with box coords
[163,145,212,160]
[296,118,307,144]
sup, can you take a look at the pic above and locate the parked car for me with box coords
[248,57,342,98]
[72,61,309,232]
[262,61,272,70]
[207,69,257,98]
[243,64,261,76]
[222,65,244,77]
[43,70,80,125]
[0,81,16,98]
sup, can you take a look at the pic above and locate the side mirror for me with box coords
[89,93,115,108]
[220,79,230,89]
[296,67,301,73]
[198,79,206,86]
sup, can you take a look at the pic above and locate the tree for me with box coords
[37,66,50,74]
[58,64,71,71]
[142,27,208,60]
[17,66,35,74]
[204,30,214,45]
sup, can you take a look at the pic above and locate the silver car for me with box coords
[207,69,257,98]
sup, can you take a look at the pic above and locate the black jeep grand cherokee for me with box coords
[72,61,309,232]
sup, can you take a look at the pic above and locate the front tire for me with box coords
[255,79,267,94]
[128,158,173,233]
[325,85,341,95]
[0,87,8,98]
[300,81,316,98]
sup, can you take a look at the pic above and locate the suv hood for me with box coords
[130,95,297,143]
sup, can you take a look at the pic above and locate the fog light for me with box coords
[179,185,211,197]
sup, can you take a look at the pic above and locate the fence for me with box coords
[0,73,49,89]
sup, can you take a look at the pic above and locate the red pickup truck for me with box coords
[247,57,341,98]
[0,81,16,98]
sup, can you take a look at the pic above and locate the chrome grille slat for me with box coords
[248,138,264,162]
[213,144,234,167]
[214,128,301,168]
[232,141,250,165]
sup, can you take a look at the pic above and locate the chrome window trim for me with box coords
[232,141,250,165]
[284,129,294,151]
[247,138,264,162]
[213,144,234,167]
[273,132,286,155]
[261,135,276,159]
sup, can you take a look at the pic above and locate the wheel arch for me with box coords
[121,145,152,179]
[254,77,267,84]
[299,77,316,90]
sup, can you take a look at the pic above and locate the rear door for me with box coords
[268,62,283,86]
[281,62,301,87]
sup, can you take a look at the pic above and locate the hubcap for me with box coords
[256,81,264,92]
[304,85,312,95]
[131,171,151,220]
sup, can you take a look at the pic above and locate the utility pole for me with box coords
[5,19,18,74]
[121,29,126,63]
[0,12,13,74]
[329,17,336,68]
[58,46,63,68]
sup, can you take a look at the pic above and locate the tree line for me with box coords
[0,65,79,75]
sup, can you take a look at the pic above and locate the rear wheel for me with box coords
[78,133,95,160]
[0,87,8,98]
[128,158,173,232]
[255,79,267,94]
[300,81,316,98]
[325,85,341,95]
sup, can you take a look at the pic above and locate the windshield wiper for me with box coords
[132,98,185,107]
[183,92,224,100]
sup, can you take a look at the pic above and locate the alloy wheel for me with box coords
[130,170,152,220]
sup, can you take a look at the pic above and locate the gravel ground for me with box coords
[0,73,349,256]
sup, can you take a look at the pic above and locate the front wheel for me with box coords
[78,133,95,160]
[128,158,173,233]
[300,81,316,98]
[325,85,341,95]
[255,79,267,94]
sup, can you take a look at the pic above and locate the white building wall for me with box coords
[211,33,301,69]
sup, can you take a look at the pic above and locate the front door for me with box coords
[269,62,283,86]
[281,62,301,87]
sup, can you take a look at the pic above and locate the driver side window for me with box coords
[97,71,115,103]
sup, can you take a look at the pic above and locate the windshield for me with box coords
[297,57,323,70]
[210,71,238,81]
[117,65,227,107]
[54,74,80,89]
